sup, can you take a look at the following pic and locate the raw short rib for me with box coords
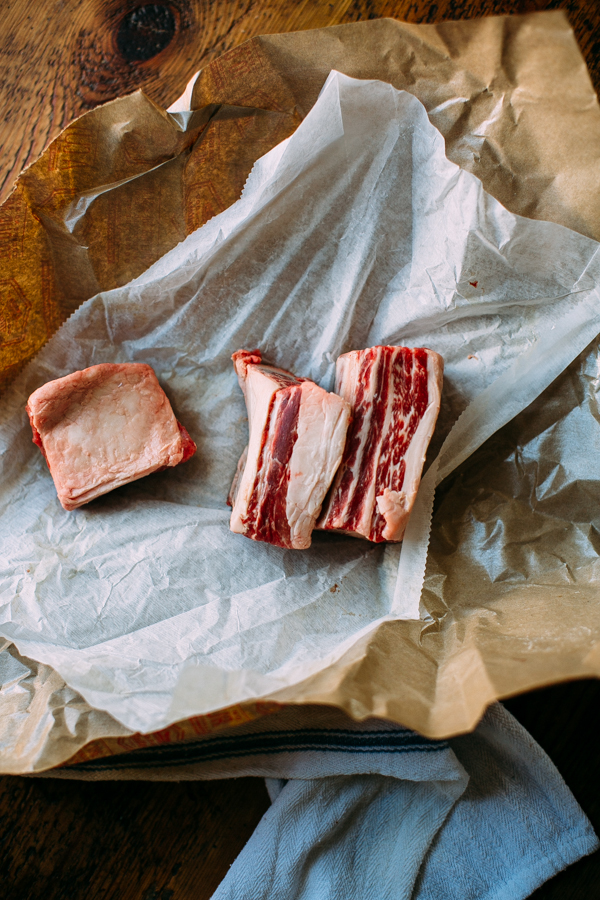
[318,346,443,542]
[27,363,196,510]
[229,350,351,550]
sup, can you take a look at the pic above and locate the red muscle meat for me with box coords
[26,363,196,510]
[318,346,443,542]
[229,350,351,550]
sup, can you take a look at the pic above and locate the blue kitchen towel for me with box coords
[45,702,598,899]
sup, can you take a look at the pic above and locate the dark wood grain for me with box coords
[504,681,600,899]
[0,774,270,900]
[1,1,599,897]
[1,0,600,207]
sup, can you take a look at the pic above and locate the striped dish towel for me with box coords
[43,703,598,900]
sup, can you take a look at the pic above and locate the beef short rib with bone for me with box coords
[318,346,444,543]
[228,350,351,550]
[229,346,443,549]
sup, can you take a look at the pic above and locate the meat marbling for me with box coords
[229,350,351,550]
[318,346,443,542]
[27,363,196,510]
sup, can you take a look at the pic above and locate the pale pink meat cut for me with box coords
[318,346,443,543]
[229,350,351,550]
[26,363,196,510]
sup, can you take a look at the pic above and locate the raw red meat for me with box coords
[318,346,443,542]
[26,363,196,510]
[229,350,351,550]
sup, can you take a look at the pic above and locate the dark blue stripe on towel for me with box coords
[69,728,449,772]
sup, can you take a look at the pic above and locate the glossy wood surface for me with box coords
[1,1,599,897]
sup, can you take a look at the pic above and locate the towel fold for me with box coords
[43,703,598,899]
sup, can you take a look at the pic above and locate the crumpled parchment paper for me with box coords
[2,72,600,754]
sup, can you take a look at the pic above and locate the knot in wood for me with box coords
[117,4,177,62]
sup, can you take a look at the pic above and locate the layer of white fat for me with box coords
[228,445,248,508]
[286,381,351,549]
[230,366,281,535]
[376,350,443,541]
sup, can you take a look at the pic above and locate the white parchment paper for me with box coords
[2,72,600,734]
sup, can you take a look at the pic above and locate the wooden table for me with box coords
[1,2,599,897]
